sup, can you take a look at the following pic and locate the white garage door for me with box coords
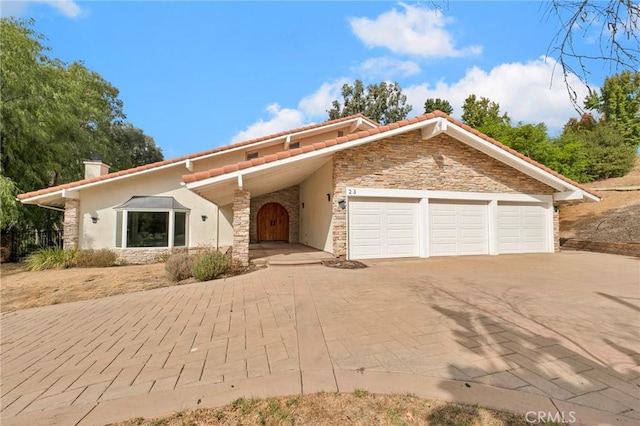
[348,198,419,259]
[429,200,488,256]
[498,203,549,253]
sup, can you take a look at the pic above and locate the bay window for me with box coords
[114,196,189,248]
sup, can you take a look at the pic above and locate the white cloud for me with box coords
[0,0,82,18]
[48,0,81,18]
[231,103,306,143]
[298,78,349,117]
[404,57,589,133]
[355,57,421,79]
[231,79,351,143]
[349,2,481,58]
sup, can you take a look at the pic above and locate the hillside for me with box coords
[560,157,640,244]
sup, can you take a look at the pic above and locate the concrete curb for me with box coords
[1,369,635,426]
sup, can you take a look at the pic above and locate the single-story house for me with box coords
[19,111,600,265]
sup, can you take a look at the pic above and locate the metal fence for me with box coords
[2,229,63,262]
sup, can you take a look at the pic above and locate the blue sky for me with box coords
[1,1,624,158]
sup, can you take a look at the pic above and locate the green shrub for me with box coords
[191,251,229,281]
[75,249,117,268]
[165,252,197,282]
[24,247,76,271]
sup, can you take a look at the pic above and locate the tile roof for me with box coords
[182,111,601,199]
[18,114,374,200]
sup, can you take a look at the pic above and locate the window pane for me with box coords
[115,211,123,247]
[174,212,186,247]
[127,212,168,247]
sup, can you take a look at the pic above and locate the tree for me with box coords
[584,71,640,148]
[0,176,21,230]
[0,18,162,230]
[544,1,639,106]
[557,121,636,181]
[109,124,164,170]
[1,18,124,192]
[328,80,412,125]
[460,94,510,131]
[423,98,453,115]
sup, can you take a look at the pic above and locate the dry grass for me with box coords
[0,262,183,312]
[112,392,531,426]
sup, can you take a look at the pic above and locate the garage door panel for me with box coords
[429,200,488,256]
[461,229,485,239]
[349,198,419,259]
[460,243,486,254]
[431,214,456,225]
[387,229,414,239]
[387,215,414,225]
[351,229,382,240]
[498,203,549,254]
[432,228,457,238]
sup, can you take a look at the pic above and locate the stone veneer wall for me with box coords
[63,198,80,250]
[249,185,299,243]
[553,207,560,252]
[332,130,557,257]
[117,247,188,265]
[233,189,251,265]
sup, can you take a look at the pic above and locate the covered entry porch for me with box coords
[184,152,336,266]
[249,241,334,266]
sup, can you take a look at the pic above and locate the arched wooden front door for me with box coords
[257,202,289,241]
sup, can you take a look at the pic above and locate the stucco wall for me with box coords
[78,166,232,250]
[299,160,333,253]
[249,186,300,243]
[331,131,556,256]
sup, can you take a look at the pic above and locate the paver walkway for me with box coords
[1,251,638,425]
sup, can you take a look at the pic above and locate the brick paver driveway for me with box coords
[1,251,638,425]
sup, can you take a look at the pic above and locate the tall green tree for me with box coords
[556,121,636,181]
[1,18,125,192]
[0,18,162,230]
[0,176,21,230]
[423,98,453,115]
[584,71,640,148]
[328,80,412,125]
[460,94,511,132]
[109,124,164,170]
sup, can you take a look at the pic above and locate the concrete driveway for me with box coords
[1,251,638,425]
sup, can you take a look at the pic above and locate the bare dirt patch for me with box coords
[113,392,526,426]
[0,262,180,312]
[560,192,640,243]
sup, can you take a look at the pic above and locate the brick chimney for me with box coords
[83,160,110,179]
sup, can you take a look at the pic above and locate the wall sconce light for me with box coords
[301,202,305,209]
[201,215,208,222]
[91,216,99,224]
[554,206,559,213]
[326,193,331,202]
[338,200,346,210]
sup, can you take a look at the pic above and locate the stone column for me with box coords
[63,198,80,250]
[553,205,560,253]
[233,189,251,265]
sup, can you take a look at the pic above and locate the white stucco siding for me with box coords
[299,160,333,253]
[78,167,226,250]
